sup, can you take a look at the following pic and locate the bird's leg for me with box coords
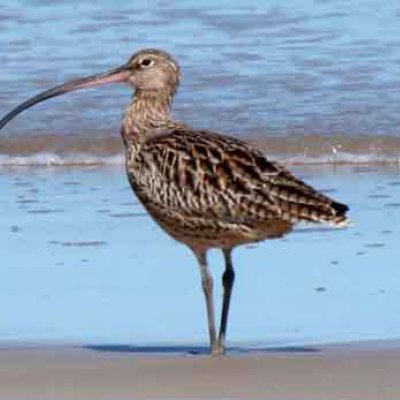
[218,248,235,354]
[193,249,218,355]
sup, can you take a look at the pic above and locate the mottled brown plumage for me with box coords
[120,50,348,355]
[0,48,349,356]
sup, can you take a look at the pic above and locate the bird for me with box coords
[0,48,349,355]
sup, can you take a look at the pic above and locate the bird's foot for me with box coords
[211,339,226,356]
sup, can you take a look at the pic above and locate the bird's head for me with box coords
[125,49,180,92]
[0,48,180,130]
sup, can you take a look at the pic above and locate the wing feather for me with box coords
[138,127,349,226]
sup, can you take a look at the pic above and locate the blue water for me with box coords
[0,166,399,347]
[1,0,400,138]
[1,1,400,348]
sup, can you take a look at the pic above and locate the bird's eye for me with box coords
[140,58,154,68]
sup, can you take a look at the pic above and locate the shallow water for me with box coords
[0,165,399,347]
[1,1,400,165]
[1,1,400,349]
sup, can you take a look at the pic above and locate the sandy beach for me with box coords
[0,341,399,399]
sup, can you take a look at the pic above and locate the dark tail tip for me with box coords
[331,201,349,217]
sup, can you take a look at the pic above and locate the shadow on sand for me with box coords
[84,344,320,355]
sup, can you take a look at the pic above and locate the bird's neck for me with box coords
[121,89,173,141]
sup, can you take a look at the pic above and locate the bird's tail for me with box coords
[269,170,350,227]
[279,196,350,227]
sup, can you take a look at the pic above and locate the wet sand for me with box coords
[1,341,400,399]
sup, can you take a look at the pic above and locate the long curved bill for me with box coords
[0,64,130,130]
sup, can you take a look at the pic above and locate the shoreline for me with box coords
[1,339,400,399]
[1,134,400,167]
